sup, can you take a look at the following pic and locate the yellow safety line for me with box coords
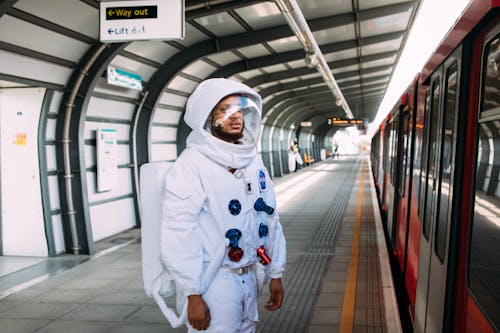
[340,164,365,333]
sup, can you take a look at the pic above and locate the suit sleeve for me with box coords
[262,167,286,279]
[269,220,286,279]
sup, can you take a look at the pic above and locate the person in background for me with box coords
[161,78,286,333]
[333,142,339,159]
[289,138,304,171]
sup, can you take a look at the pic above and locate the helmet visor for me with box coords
[212,96,260,127]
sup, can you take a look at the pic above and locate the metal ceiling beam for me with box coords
[0,73,65,90]
[264,90,334,125]
[0,40,76,68]
[257,69,390,99]
[0,0,18,17]
[261,81,387,125]
[269,91,383,130]
[185,0,269,20]
[275,0,352,118]
[6,7,95,44]
[209,31,404,78]
[245,51,397,87]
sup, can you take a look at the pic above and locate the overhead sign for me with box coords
[328,117,364,126]
[100,0,184,42]
[107,65,142,90]
[106,6,157,20]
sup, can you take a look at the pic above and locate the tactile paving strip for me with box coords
[257,159,360,333]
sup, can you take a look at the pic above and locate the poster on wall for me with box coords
[97,128,118,192]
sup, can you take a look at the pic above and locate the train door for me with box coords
[414,48,462,333]
[394,103,411,266]
[464,23,500,333]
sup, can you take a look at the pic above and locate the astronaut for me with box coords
[160,78,286,332]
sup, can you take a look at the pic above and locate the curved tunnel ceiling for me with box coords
[0,0,421,140]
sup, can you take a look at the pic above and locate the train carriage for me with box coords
[371,1,500,332]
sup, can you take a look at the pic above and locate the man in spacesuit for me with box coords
[160,78,286,332]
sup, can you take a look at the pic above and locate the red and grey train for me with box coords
[371,1,499,332]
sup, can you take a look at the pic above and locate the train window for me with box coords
[469,32,500,330]
[435,63,458,262]
[391,117,398,185]
[413,107,423,214]
[418,90,431,224]
[384,122,390,174]
[387,120,397,186]
[399,107,410,196]
[424,80,441,240]
[482,34,500,112]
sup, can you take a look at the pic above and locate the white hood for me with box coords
[184,78,263,169]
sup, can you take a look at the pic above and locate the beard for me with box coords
[212,124,244,142]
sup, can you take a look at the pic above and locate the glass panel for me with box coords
[435,63,458,262]
[383,122,391,203]
[391,118,398,185]
[418,91,431,222]
[384,122,391,178]
[469,121,500,330]
[424,80,441,239]
[483,35,500,112]
[399,108,410,196]
[469,32,500,331]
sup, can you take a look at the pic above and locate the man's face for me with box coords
[211,95,244,142]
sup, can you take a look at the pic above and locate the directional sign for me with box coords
[328,117,364,126]
[106,6,157,20]
[100,0,184,42]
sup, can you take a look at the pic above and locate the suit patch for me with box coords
[258,169,267,192]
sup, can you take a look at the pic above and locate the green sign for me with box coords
[107,66,142,90]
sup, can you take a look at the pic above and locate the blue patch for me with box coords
[259,223,268,238]
[228,199,241,216]
[258,169,266,192]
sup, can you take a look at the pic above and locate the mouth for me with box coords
[230,122,242,130]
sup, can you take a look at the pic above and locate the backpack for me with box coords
[139,161,187,328]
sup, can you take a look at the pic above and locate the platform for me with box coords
[0,154,400,333]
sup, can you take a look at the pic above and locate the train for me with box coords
[370,0,499,332]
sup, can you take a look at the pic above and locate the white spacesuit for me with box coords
[160,78,286,333]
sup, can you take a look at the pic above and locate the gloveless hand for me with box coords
[187,294,211,330]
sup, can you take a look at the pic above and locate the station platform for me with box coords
[0,154,400,333]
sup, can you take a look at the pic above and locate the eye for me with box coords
[215,105,229,113]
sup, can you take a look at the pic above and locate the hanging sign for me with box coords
[328,117,364,126]
[100,0,184,42]
[107,66,142,90]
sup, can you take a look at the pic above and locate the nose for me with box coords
[230,110,243,119]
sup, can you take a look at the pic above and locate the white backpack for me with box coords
[139,161,229,328]
[139,162,187,328]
